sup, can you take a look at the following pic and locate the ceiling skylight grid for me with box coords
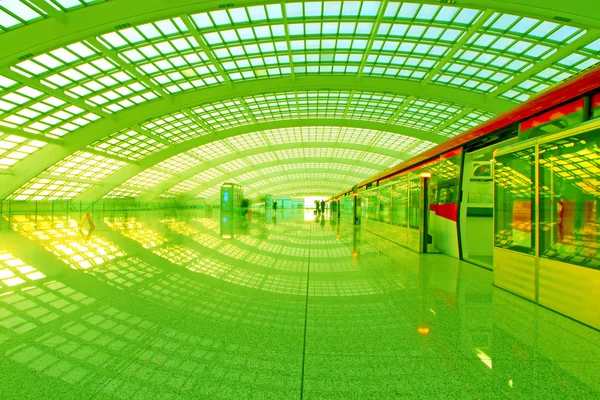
[195,186,219,198]
[120,168,173,190]
[225,131,268,149]
[188,141,236,160]
[11,41,160,114]
[363,3,483,81]
[438,109,495,137]
[87,128,168,160]
[191,99,254,130]
[500,38,600,102]
[0,131,46,168]
[44,150,126,181]
[97,17,226,94]
[393,98,463,131]
[103,187,142,199]
[154,153,202,173]
[433,13,586,94]
[0,76,100,137]
[140,111,208,143]
[0,1,47,34]
[7,177,91,201]
[162,178,202,197]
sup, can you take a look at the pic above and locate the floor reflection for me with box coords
[0,209,597,399]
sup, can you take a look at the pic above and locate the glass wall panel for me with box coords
[494,147,536,255]
[391,179,408,227]
[379,185,391,223]
[408,175,421,230]
[539,130,600,269]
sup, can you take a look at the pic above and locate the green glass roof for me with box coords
[0,0,599,201]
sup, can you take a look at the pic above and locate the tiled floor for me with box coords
[0,209,598,399]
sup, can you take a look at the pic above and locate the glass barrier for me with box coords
[408,175,421,230]
[539,130,600,269]
[379,185,391,224]
[494,146,536,255]
[391,178,408,227]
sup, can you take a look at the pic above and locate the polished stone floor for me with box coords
[0,209,598,399]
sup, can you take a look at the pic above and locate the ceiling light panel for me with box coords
[11,41,160,114]
[7,177,91,201]
[44,150,126,181]
[0,131,46,169]
[98,17,226,94]
[87,128,168,160]
[140,111,208,144]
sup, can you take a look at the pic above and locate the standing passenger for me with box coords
[273,200,277,211]
[314,200,320,213]
[320,200,326,214]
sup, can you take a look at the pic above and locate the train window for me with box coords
[591,92,600,120]
[519,98,585,140]
[437,152,461,205]
[494,147,536,255]
[538,129,600,268]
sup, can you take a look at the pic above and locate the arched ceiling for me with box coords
[0,0,599,202]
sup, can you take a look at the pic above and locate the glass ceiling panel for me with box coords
[117,168,173,191]
[0,74,101,137]
[433,12,586,94]
[87,128,168,161]
[0,1,47,34]
[140,111,208,144]
[98,17,226,94]
[154,153,202,173]
[0,131,46,169]
[438,109,495,137]
[499,38,600,102]
[7,177,91,201]
[11,41,160,114]
[44,150,126,181]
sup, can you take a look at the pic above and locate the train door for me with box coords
[459,140,515,269]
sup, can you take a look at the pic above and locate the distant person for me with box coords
[314,199,320,213]
[273,200,277,211]
[320,200,326,214]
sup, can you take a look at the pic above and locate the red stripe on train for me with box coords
[430,203,458,222]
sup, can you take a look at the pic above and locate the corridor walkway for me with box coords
[0,209,598,399]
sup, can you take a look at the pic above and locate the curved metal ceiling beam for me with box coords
[0,116,432,200]
[127,141,406,202]
[1,75,492,200]
[1,0,598,67]
[166,166,367,203]
[145,149,387,202]
[140,157,383,202]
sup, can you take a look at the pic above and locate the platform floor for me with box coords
[0,209,598,399]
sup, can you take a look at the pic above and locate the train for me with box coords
[331,65,600,330]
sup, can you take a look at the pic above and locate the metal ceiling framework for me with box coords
[0,0,598,201]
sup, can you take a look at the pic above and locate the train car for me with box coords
[331,66,600,329]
